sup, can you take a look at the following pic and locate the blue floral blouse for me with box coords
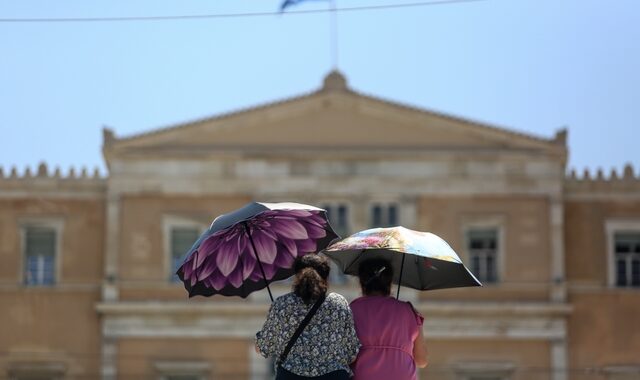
[256,292,361,377]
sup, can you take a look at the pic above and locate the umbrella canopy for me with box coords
[176,202,339,300]
[323,226,481,297]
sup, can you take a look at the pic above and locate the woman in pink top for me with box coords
[350,258,428,380]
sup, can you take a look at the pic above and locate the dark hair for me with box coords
[358,258,394,296]
[293,254,330,304]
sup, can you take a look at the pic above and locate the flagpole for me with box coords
[330,0,338,69]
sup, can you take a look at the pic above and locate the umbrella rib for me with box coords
[416,256,426,290]
[344,249,366,274]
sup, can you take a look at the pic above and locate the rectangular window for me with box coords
[613,232,640,288]
[467,228,499,284]
[170,227,201,282]
[322,203,350,238]
[369,203,399,228]
[24,227,57,286]
[321,203,350,285]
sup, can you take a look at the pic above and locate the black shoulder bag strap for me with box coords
[278,294,326,366]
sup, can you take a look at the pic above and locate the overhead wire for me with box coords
[0,0,489,23]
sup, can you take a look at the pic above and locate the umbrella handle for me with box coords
[243,222,275,303]
[396,252,406,300]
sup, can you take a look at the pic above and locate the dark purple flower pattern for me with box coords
[181,210,329,290]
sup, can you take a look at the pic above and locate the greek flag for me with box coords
[280,0,329,12]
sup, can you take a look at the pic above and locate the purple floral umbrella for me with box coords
[176,202,339,301]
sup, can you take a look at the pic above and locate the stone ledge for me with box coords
[96,300,571,318]
[99,304,568,340]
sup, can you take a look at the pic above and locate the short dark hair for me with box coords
[358,258,393,296]
[293,254,330,304]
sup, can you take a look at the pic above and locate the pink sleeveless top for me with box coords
[350,296,424,380]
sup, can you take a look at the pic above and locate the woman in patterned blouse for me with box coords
[255,254,360,380]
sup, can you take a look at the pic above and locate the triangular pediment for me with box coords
[104,72,565,160]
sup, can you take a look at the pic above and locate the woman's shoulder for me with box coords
[326,291,348,302]
[274,292,348,308]
[349,295,392,312]
[325,292,350,307]
[273,292,300,308]
[393,298,423,317]
[404,300,424,325]
[350,295,395,305]
[349,296,367,307]
[350,296,418,312]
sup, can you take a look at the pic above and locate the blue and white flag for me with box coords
[280,0,329,12]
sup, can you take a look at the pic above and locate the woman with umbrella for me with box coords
[255,254,360,380]
[175,202,359,378]
[350,258,427,380]
[323,226,482,379]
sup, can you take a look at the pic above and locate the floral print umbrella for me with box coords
[176,202,339,300]
[323,226,481,298]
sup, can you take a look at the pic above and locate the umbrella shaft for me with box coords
[397,252,406,299]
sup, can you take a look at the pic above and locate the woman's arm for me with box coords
[412,327,428,368]
[335,294,361,364]
[344,307,361,363]
[255,302,280,358]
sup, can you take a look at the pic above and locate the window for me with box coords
[613,232,640,288]
[170,227,201,282]
[606,220,640,288]
[164,216,207,283]
[370,203,399,228]
[322,203,350,237]
[467,228,499,284]
[320,203,350,285]
[23,226,58,286]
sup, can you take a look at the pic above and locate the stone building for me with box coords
[1,72,639,380]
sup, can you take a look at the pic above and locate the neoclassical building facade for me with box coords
[1,72,639,380]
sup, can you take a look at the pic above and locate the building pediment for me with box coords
[103,71,566,162]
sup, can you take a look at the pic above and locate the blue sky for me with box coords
[1,0,638,176]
